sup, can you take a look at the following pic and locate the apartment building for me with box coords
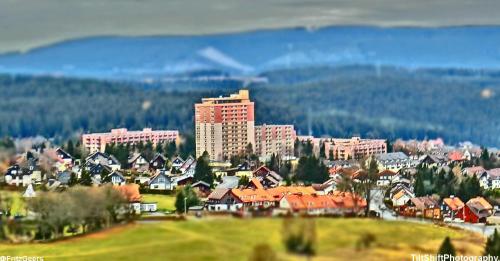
[195,90,255,161]
[328,137,387,160]
[255,124,296,159]
[298,136,387,160]
[82,128,179,153]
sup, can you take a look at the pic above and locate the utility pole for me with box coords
[184,197,187,215]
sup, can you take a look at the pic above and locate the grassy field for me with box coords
[0,218,485,261]
[141,194,176,212]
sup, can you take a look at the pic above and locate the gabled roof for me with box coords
[148,171,171,185]
[463,166,487,176]
[443,197,465,211]
[466,197,493,212]
[248,178,264,190]
[128,153,145,164]
[207,188,230,200]
[375,152,409,162]
[151,153,167,163]
[108,170,125,181]
[56,147,73,160]
[172,156,184,165]
[410,196,439,209]
[378,169,398,177]
[192,181,211,189]
[448,151,464,161]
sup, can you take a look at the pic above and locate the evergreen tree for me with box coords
[414,173,426,197]
[80,167,92,186]
[484,229,500,257]
[66,140,74,156]
[194,151,213,186]
[437,237,456,256]
[319,142,326,159]
[328,150,334,161]
[68,172,78,187]
[238,176,250,187]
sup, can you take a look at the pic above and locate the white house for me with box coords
[391,187,414,207]
[375,152,414,172]
[148,172,175,190]
[376,170,400,187]
[108,171,126,186]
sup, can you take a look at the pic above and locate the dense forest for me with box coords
[0,66,499,146]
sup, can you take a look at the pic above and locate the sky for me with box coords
[1,0,500,53]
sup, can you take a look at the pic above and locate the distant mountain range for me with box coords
[1,26,500,80]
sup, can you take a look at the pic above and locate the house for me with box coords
[227,162,253,178]
[192,181,212,197]
[85,162,113,184]
[457,197,493,223]
[484,168,500,189]
[447,150,466,163]
[206,188,242,212]
[418,154,447,167]
[134,175,151,185]
[56,171,73,185]
[128,153,148,171]
[107,171,126,186]
[149,153,167,170]
[252,166,283,188]
[179,156,195,173]
[405,196,441,219]
[376,169,399,187]
[171,156,185,170]
[391,185,414,207]
[4,165,32,187]
[375,152,414,172]
[462,166,487,178]
[441,196,465,220]
[312,178,337,195]
[55,148,74,165]
[86,152,121,171]
[140,203,158,212]
[148,171,175,190]
[279,191,366,216]
[216,176,240,189]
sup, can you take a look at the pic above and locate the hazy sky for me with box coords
[1,0,500,53]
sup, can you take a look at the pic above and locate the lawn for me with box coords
[0,218,485,261]
[141,194,176,212]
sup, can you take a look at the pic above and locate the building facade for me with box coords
[328,137,387,160]
[298,136,387,160]
[254,124,296,159]
[82,128,179,153]
[195,90,255,161]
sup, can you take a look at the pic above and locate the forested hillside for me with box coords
[1,66,499,146]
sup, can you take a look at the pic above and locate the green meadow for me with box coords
[0,218,484,261]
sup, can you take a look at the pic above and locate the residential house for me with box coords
[252,166,283,188]
[171,156,185,170]
[457,197,493,223]
[86,152,121,171]
[55,148,74,165]
[192,181,212,197]
[56,171,73,186]
[179,156,195,174]
[375,152,414,172]
[404,196,441,219]
[107,171,126,186]
[377,170,400,187]
[419,154,447,167]
[4,165,32,186]
[134,175,151,185]
[128,153,148,171]
[391,184,414,208]
[441,196,465,220]
[148,171,175,190]
[150,154,167,171]
[312,178,337,195]
[279,191,366,216]
[484,168,500,189]
[206,188,242,212]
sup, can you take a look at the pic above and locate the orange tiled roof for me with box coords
[283,192,366,211]
[443,197,465,211]
[230,185,315,203]
[467,197,493,211]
